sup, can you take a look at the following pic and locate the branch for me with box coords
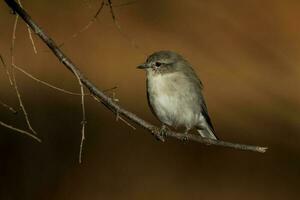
[18,0,37,54]
[10,13,37,135]
[4,0,267,153]
[107,0,143,53]
[0,99,17,114]
[13,63,84,95]
[58,0,105,47]
[0,54,13,86]
[0,120,41,142]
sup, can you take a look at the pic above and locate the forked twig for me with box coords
[60,0,142,52]
[4,0,267,153]
[0,99,17,114]
[10,9,37,135]
[12,64,124,162]
[92,95,136,130]
[11,65,37,134]
[59,0,105,47]
[13,64,118,97]
[0,120,41,142]
[106,0,144,53]
[13,64,85,96]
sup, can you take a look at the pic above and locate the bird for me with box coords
[137,50,218,140]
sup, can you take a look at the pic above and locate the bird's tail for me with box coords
[197,127,218,140]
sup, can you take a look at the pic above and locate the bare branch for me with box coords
[111,1,139,8]
[4,0,267,153]
[107,0,117,24]
[59,0,105,47]
[0,99,17,114]
[10,11,18,64]
[0,54,13,86]
[60,0,142,53]
[118,114,136,130]
[18,0,38,54]
[94,0,105,18]
[72,68,87,163]
[102,86,118,93]
[0,120,41,142]
[26,23,38,54]
[13,64,118,98]
[11,64,37,134]
[10,9,37,135]
[13,64,85,96]
[106,0,144,53]
[92,94,136,130]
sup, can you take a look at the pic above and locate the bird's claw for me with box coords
[181,135,188,141]
[182,136,188,141]
[151,125,168,142]
[180,129,190,142]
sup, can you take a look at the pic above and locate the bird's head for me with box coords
[137,51,188,74]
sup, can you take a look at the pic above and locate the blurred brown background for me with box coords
[0,0,300,199]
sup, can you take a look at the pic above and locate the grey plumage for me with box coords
[138,51,218,140]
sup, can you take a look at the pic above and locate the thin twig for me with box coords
[107,0,144,53]
[0,120,41,142]
[71,68,86,164]
[11,65,37,134]
[13,65,124,162]
[107,0,117,23]
[93,0,105,18]
[13,64,85,96]
[14,62,117,97]
[111,0,139,8]
[118,113,136,130]
[10,11,18,64]
[92,95,136,130]
[0,99,17,114]
[103,86,118,93]
[18,0,38,54]
[59,0,105,47]
[10,10,37,135]
[27,25,38,54]
[61,0,142,53]
[4,0,267,153]
[0,54,14,86]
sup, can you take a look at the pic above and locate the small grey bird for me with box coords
[137,51,218,140]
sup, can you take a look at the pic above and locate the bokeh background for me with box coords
[0,0,300,199]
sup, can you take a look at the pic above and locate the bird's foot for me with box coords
[181,134,189,142]
[181,128,190,141]
[151,125,169,142]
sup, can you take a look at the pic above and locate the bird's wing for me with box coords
[200,100,215,131]
[185,66,215,131]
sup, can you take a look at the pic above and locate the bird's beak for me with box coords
[137,63,149,69]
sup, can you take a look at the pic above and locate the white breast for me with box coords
[147,71,201,129]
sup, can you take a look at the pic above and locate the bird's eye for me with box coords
[155,62,162,67]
